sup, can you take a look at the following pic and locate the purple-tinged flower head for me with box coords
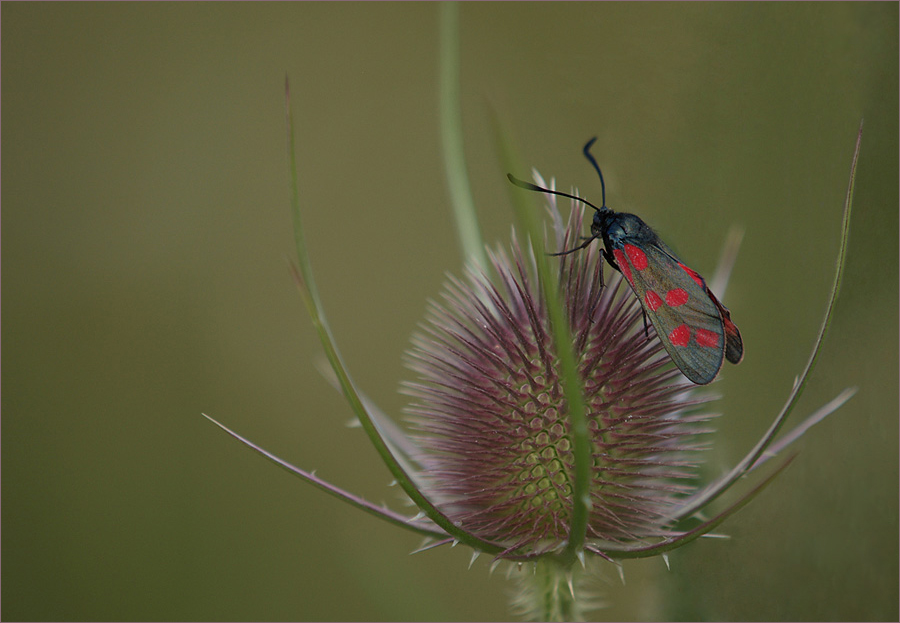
[403,184,715,558]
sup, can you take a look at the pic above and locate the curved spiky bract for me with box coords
[201,413,446,539]
[284,79,506,555]
[404,197,716,558]
[662,120,864,522]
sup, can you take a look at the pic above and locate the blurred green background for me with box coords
[3,3,897,621]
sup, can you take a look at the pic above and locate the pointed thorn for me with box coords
[489,559,502,576]
[661,553,671,571]
[468,551,481,569]
[566,573,576,599]
[616,563,626,586]
[576,549,586,569]
[410,539,435,555]
[409,537,453,555]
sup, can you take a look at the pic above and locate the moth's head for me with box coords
[589,208,608,238]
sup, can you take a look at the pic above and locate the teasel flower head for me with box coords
[403,184,713,559]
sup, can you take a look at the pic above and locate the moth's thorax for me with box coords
[592,209,655,247]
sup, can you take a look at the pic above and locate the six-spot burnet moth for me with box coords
[508,138,743,385]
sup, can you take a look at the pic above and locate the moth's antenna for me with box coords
[582,137,606,209]
[506,174,604,214]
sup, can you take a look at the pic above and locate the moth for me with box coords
[508,138,743,385]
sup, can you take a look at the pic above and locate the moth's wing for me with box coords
[659,236,743,365]
[708,290,743,364]
[611,242,726,385]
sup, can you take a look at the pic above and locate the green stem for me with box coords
[512,559,592,622]
[439,2,487,271]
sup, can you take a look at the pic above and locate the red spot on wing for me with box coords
[668,324,690,347]
[665,288,689,307]
[678,262,704,287]
[624,244,648,270]
[695,328,720,348]
[645,290,663,311]
[613,249,633,284]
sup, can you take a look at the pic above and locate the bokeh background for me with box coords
[3,3,897,621]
